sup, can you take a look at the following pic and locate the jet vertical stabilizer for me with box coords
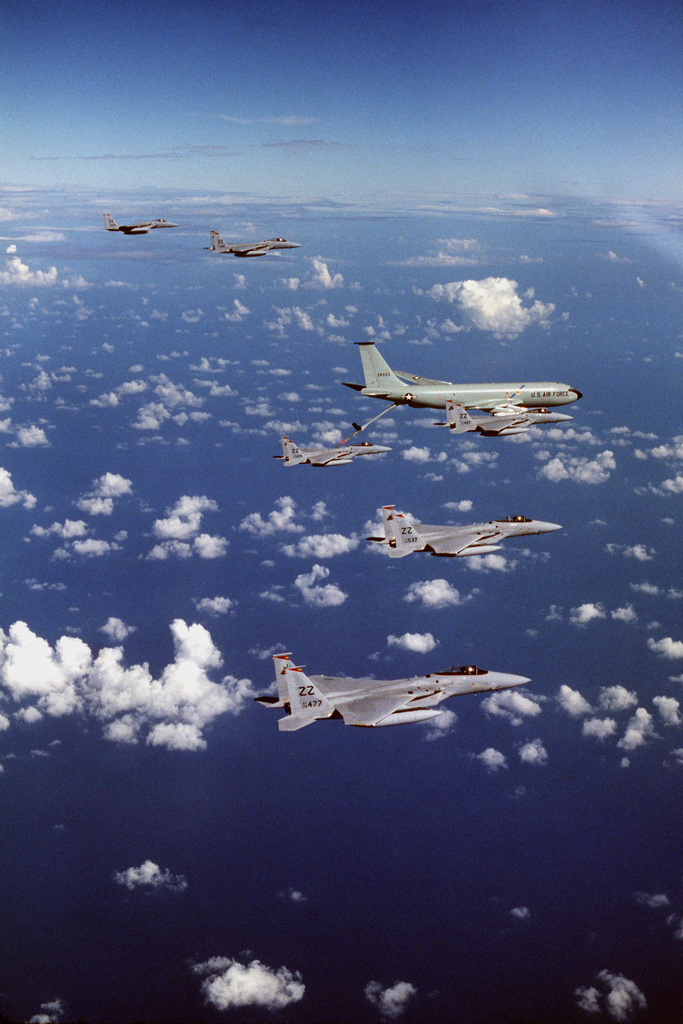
[279,665,335,731]
[356,342,409,397]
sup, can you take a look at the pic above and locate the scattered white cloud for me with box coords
[647,636,683,660]
[364,980,417,1020]
[599,686,638,712]
[114,859,187,892]
[192,596,234,616]
[16,424,49,447]
[193,956,305,1012]
[575,970,646,1021]
[569,603,606,626]
[0,466,36,509]
[28,998,65,1024]
[423,707,456,740]
[403,579,468,608]
[652,695,681,726]
[476,747,508,771]
[387,632,437,654]
[633,891,670,909]
[294,564,347,607]
[425,277,554,338]
[482,690,542,726]
[0,247,58,286]
[240,495,303,536]
[617,708,658,750]
[100,617,136,642]
[0,619,255,750]
[582,718,617,740]
[308,257,343,289]
[557,685,593,716]
[539,450,616,485]
[281,533,359,558]
[518,738,548,764]
[510,906,530,921]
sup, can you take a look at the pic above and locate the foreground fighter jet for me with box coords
[274,436,391,467]
[207,230,301,257]
[343,342,581,412]
[435,399,573,436]
[255,654,530,730]
[368,505,562,558]
[103,214,177,234]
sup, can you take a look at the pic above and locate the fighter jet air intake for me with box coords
[207,229,301,257]
[103,214,177,234]
[255,654,531,730]
[368,506,562,557]
[274,436,391,467]
[343,341,582,412]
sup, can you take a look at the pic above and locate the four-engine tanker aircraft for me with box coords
[368,505,562,558]
[206,230,301,257]
[274,435,391,467]
[103,213,177,234]
[343,341,581,413]
[255,654,531,731]
[435,399,573,436]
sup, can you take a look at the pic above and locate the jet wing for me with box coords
[336,692,418,726]
[306,449,353,466]
[394,370,451,387]
[424,527,500,555]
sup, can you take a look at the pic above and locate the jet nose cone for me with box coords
[489,672,531,689]
[535,521,563,533]
[570,388,582,401]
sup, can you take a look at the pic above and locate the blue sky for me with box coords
[3,0,681,200]
[1,2,682,1022]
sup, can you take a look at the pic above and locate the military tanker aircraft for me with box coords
[343,341,581,412]
[255,654,531,730]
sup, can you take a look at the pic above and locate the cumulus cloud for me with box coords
[28,998,64,1024]
[425,276,554,338]
[281,533,359,558]
[294,564,347,607]
[364,980,417,1020]
[652,695,681,726]
[100,617,136,642]
[482,690,542,726]
[539,450,616,485]
[569,603,606,626]
[148,495,227,559]
[647,636,683,660]
[387,632,438,654]
[193,956,305,1012]
[0,466,36,509]
[575,970,646,1021]
[308,256,343,289]
[518,738,548,764]
[77,473,133,515]
[617,708,658,751]
[403,579,467,608]
[192,596,234,616]
[0,619,255,750]
[114,859,187,892]
[240,495,303,536]
[423,707,457,740]
[557,685,593,716]
[510,906,531,921]
[599,686,638,712]
[16,425,49,447]
[0,248,58,286]
[582,718,617,740]
[476,747,508,771]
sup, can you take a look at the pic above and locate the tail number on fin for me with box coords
[298,684,324,708]
[400,525,418,544]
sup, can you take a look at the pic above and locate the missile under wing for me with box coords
[274,436,391,467]
[255,654,530,730]
[342,342,581,412]
[367,505,561,557]
[103,213,177,234]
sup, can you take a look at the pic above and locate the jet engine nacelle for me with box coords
[455,545,502,557]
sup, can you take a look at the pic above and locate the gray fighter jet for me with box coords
[343,341,581,412]
[368,505,562,558]
[103,213,177,234]
[207,230,301,258]
[255,654,530,730]
[435,399,573,436]
[274,435,391,467]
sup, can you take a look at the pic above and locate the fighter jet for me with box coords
[255,653,530,730]
[103,213,177,234]
[343,341,581,412]
[207,230,301,258]
[367,505,562,558]
[435,399,573,436]
[274,436,391,467]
